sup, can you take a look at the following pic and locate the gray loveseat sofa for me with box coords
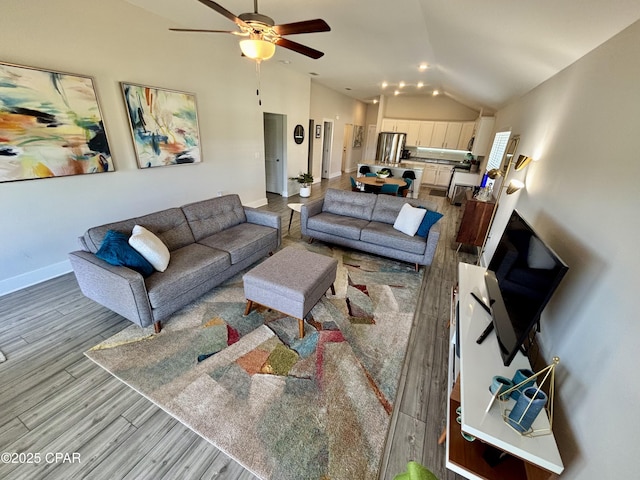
[301,188,440,270]
[69,194,280,332]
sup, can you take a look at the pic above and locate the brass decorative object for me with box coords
[498,357,559,437]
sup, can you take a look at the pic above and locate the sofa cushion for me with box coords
[321,188,376,221]
[361,222,427,255]
[129,225,171,272]
[371,194,415,224]
[95,230,154,277]
[198,223,278,264]
[182,195,247,241]
[307,212,370,240]
[84,218,139,254]
[135,208,195,252]
[145,243,231,308]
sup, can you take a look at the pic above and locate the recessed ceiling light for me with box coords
[419,63,428,71]
[279,60,291,65]
[373,99,378,104]
[417,82,424,88]
[433,89,440,96]
[399,81,405,88]
[394,90,400,96]
[381,81,388,89]
[309,72,319,76]
[345,87,352,91]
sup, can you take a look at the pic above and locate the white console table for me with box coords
[446,263,564,479]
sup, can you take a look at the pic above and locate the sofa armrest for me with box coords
[300,199,324,236]
[422,222,441,266]
[68,250,154,328]
[244,208,282,247]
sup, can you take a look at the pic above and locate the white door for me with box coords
[321,120,333,179]
[264,113,284,194]
[342,124,353,172]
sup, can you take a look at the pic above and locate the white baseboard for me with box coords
[0,260,72,297]
[245,197,268,208]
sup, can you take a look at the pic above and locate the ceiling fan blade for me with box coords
[170,28,239,34]
[272,19,330,36]
[196,0,249,28]
[275,37,324,59]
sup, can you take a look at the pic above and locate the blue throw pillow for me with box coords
[96,230,154,277]
[416,208,443,238]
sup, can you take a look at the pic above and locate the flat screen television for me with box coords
[484,210,568,366]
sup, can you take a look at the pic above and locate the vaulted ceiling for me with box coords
[126,0,640,112]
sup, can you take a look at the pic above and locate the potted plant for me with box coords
[290,172,314,197]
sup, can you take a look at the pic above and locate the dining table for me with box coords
[356,176,407,188]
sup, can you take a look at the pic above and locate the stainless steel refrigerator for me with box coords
[375,132,407,164]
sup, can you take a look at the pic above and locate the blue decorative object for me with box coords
[510,368,536,400]
[416,209,443,237]
[490,375,514,397]
[507,386,548,433]
[96,230,154,277]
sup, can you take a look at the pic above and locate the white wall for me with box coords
[485,20,640,478]
[383,94,479,121]
[309,82,367,179]
[0,0,310,294]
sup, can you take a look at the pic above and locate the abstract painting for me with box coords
[0,62,113,183]
[121,83,201,169]
[353,125,364,148]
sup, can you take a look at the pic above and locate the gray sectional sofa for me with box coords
[69,194,280,332]
[301,189,441,270]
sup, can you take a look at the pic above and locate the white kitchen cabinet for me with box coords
[436,164,454,187]
[381,118,398,132]
[443,123,462,149]
[421,164,438,184]
[471,116,495,156]
[420,163,453,186]
[458,122,475,150]
[416,121,434,146]
[405,121,422,146]
[430,122,448,148]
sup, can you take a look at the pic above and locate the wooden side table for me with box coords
[455,196,496,251]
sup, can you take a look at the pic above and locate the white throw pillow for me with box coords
[128,225,170,272]
[393,203,427,237]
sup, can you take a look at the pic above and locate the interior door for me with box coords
[264,112,284,194]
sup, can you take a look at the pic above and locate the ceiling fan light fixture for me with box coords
[239,38,276,61]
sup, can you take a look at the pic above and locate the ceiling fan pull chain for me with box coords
[256,60,262,106]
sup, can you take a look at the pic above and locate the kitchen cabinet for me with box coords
[416,121,434,146]
[430,122,448,148]
[457,122,475,150]
[420,163,453,186]
[430,122,463,149]
[470,116,495,156]
[405,121,421,146]
[381,118,412,133]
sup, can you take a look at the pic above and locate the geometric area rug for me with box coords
[85,238,425,480]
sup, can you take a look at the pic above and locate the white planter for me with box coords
[300,186,311,198]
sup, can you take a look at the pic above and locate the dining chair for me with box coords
[379,183,399,195]
[365,172,377,177]
[350,176,360,191]
[398,177,413,197]
[359,165,371,175]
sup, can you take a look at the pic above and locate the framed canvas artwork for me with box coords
[121,83,201,168]
[0,62,113,183]
[353,125,364,148]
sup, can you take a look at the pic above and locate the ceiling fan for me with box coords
[170,0,331,61]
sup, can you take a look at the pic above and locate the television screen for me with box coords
[485,210,568,366]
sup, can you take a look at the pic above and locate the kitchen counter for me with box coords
[357,163,423,198]
[406,157,470,167]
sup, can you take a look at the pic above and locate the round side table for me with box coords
[287,203,304,232]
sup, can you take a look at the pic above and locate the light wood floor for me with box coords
[0,173,474,480]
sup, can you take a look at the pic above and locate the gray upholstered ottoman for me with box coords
[243,246,337,338]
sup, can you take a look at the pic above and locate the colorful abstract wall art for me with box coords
[121,83,201,169]
[0,62,113,183]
